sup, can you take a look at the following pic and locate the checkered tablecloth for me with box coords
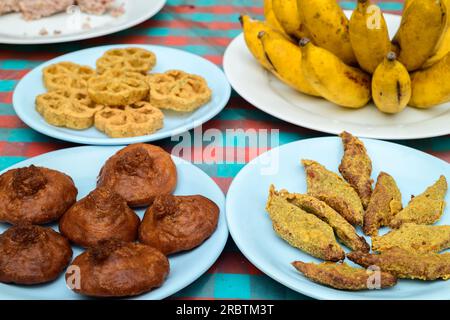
[0,0,448,300]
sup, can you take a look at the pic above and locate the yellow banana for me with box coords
[299,38,371,108]
[349,0,391,74]
[423,0,450,68]
[393,0,448,71]
[296,0,357,65]
[372,52,411,114]
[404,0,414,10]
[409,52,450,108]
[263,0,289,37]
[272,0,309,39]
[258,31,320,97]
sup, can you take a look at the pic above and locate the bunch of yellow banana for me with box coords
[239,0,450,113]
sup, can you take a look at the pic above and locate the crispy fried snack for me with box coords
[36,89,104,130]
[275,186,369,252]
[94,102,164,138]
[266,187,345,261]
[372,223,450,254]
[97,144,177,207]
[59,187,140,248]
[339,131,373,209]
[100,68,149,82]
[0,225,72,285]
[0,165,77,225]
[66,240,169,297]
[390,175,447,228]
[347,247,450,280]
[96,47,156,74]
[138,194,219,255]
[43,61,95,91]
[148,70,212,112]
[87,75,149,106]
[302,159,364,226]
[292,261,397,291]
[363,172,403,236]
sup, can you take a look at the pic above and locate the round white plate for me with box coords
[0,0,166,44]
[226,137,450,300]
[0,146,228,300]
[223,12,450,140]
[13,44,231,145]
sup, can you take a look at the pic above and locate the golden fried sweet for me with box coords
[100,69,149,82]
[94,102,164,138]
[36,89,104,130]
[148,70,212,112]
[43,61,95,91]
[66,240,169,297]
[87,75,149,106]
[276,187,369,252]
[292,261,397,291]
[59,187,140,248]
[390,175,447,228]
[138,194,219,255]
[347,247,450,280]
[339,131,373,209]
[302,159,364,226]
[0,165,77,225]
[97,144,177,207]
[266,186,345,261]
[363,172,402,236]
[372,223,450,254]
[96,47,157,74]
[0,225,72,285]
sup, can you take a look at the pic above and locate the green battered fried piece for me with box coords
[266,186,345,261]
[302,159,364,226]
[390,175,447,228]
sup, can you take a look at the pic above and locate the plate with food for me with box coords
[0,0,166,44]
[226,133,450,300]
[0,143,228,299]
[223,0,450,140]
[13,44,231,145]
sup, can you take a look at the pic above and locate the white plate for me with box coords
[0,0,166,44]
[13,44,231,145]
[223,12,450,140]
[0,145,228,300]
[226,137,450,300]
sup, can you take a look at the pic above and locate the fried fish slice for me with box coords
[347,247,450,280]
[275,187,369,252]
[372,223,450,254]
[363,172,403,236]
[302,159,364,226]
[266,186,345,261]
[292,261,397,291]
[339,132,373,209]
[389,175,447,228]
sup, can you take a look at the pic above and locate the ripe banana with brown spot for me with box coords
[372,52,411,114]
[258,31,320,97]
[272,0,309,39]
[423,0,450,68]
[263,0,289,37]
[299,38,370,108]
[393,0,448,71]
[349,0,391,74]
[296,0,357,65]
[409,52,450,108]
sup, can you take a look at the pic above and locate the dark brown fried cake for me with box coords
[0,165,77,225]
[0,225,72,285]
[97,144,177,207]
[138,194,219,255]
[59,187,140,248]
[66,240,169,297]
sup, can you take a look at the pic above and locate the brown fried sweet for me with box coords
[138,194,219,255]
[66,240,169,297]
[0,165,78,225]
[0,225,72,285]
[59,187,140,248]
[97,144,177,207]
[292,261,397,291]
